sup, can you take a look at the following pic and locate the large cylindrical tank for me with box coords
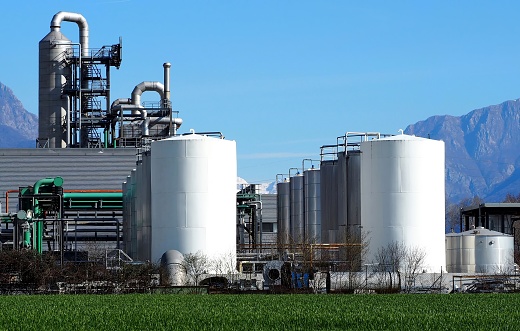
[346,150,361,238]
[447,228,514,273]
[136,152,152,261]
[360,134,445,272]
[336,152,348,242]
[129,169,137,258]
[150,134,237,265]
[39,29,72,148]
[290,174,305,243]
[320,160,336,243]
[277,180,291,246]
[304,168,321,243]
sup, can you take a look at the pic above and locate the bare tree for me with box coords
[374,241,407,291]
[181,251,209,286]
[402,246,427,292]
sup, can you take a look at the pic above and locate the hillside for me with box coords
[0,82,38,147]
[405,99,520,202]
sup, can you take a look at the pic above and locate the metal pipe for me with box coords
[63,95,70,147]
[163,62,173,136]
[163,63,171,103]
[131,82,165,109]
[32,177,63,254]
[110,98,132,115]
[5,189,18,213]
[50,11,89,57]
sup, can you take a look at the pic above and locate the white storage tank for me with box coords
[150,134,237,265]
[360,134,445,272]
[446,228,514,273]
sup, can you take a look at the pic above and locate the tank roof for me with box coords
[376,134,435,142]
[446,227,513,237]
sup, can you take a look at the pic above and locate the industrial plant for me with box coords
[0,11,518,294]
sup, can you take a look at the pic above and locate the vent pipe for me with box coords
[50,11,89,57]
[163,63,171,104]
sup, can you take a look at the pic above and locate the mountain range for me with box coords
[0,82,38,147]
[1,80,519,203]
[405,99,520,202]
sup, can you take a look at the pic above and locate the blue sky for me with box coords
[2,1,520,183]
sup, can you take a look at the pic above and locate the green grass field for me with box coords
[0,294,518,330]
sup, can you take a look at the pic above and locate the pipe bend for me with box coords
[50,11,89,56]
[131,82,165,108]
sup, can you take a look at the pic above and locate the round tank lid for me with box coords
[456,228,513,237]
[376,134,432,142]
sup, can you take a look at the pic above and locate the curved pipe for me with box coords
[50,11,89,57]
[110,98,132,115]
[131,82,165,108]
[34,177,64,194]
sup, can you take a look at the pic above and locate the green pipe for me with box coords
[34,177,64,193]
[23,228,31,248]
[63,193,122,199]
[33,177,63,254]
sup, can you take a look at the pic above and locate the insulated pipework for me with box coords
[50,11,89,56]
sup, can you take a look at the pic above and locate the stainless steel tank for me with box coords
[336,152,348,242]
[304,168,321,243]
[346,150,361,238]
[277,180,291,246]
[474,228,513,273]
[320,160,336,243]
[446,227,514,273]
[290,174,305,243]
[39,29,72,148]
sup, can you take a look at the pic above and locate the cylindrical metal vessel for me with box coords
[39,29,71,148]
[122,179,129,252]
[277,180,291,246]
[150,134,237,265]
[304,168,321,243]
[161,250,185,286]
[446,228,514,273]
[320,160,336,243]
[140,152,152,260]
[290,174,304,243]
[475,229,514,273]
[129,169,137,259]
[361,134,446,272]
[336,152,348,242]
[346,151,361,238]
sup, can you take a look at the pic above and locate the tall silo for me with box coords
[150,134,237,265]
[304,167,321,243]
[346,150,362,238]
[320,160,336,243]
[360,134,445,272]
[336,152,348,242]
[277,179,291,247]
[290,173,305,243]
